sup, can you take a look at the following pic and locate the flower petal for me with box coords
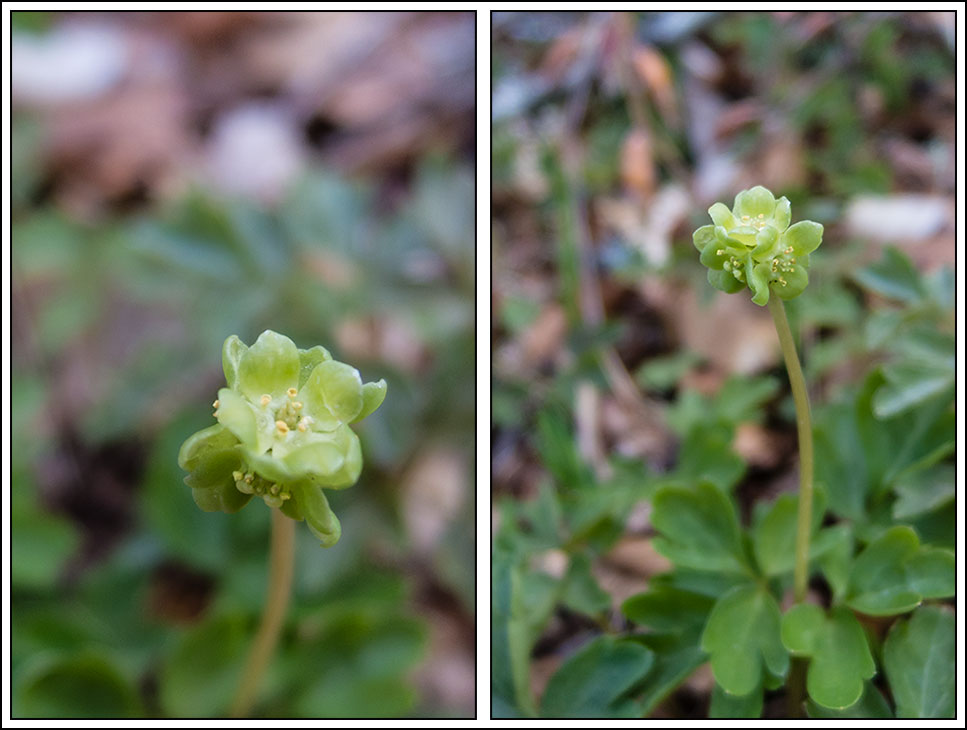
[237,330,300,401]
[282,436,346,479]
[298,345,333,389]
[751,225,781,260]
[733,186,777,219]
[774,197,791,231]
[215,388,259,449]
[313,426,362,489]
[302,360,363,427]
[773,264,808,299]
[353,380,387,423]
[222,335,247,391]
[708,203,736,230]
[693,224,716,252]
[783,221,823,257]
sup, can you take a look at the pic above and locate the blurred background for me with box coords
[492,11,954,717]
[10,11,475,718]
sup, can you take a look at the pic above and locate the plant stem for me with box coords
[767,297,814,604]
[229,508,296,718]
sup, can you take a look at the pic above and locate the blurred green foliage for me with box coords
[12,107,474,717]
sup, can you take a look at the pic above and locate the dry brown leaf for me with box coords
[620,128,656,200]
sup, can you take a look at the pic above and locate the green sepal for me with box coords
[294,482,342,547]
[353,379,387,423]
[178,424,242,491]
[237,330,300,402]
[748,261,771,306]
[191,480,252,514]
[784,221,824,257]
[707,269,745,294]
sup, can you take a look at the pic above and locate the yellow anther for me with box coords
[213,399,220,409]
[276,420,289,434]
[232,470,243,481]
[297,419,309,432]
[784,246,794,254]
[779,278,787,286]
[287,388,298,398]
[244,474,254,484]
[293,401,303,410]
[742,215,750,221]
[260,394,272,407]
[281,493,291,501]
[790,258,796,264]
[758,213,765,219]
[716,249,724,256]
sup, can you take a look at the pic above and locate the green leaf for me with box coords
[806,682,892,718]
[630,632,707,716]
[651,483,750,574]
[780,603,826,656]
[622,584,714,634]
[892,463,955,519]
[846,526,954,616]
[540,636,654,718]
[700,584,788,696]
[14,652,142,718]
[709,680,762,718]
[562,553,611,616]
[673,424,745,492]
[788,606,875,711]
[492,552,560,716]
[852,246,925,303]
[873,361,954,418]
[882,605,955,718]
[159,613,247,717]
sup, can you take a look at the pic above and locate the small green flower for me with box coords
[178,330,386,546]
[694,186,823,305]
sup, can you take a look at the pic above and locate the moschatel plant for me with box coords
[492,187,954,720]
[178,330,385,717]
[684,186,954,716]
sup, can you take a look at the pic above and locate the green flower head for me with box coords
[693,186,823,305]
[178,330,387,546]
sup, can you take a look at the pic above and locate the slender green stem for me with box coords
[229,508,296,718]
[767,297,814,604]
